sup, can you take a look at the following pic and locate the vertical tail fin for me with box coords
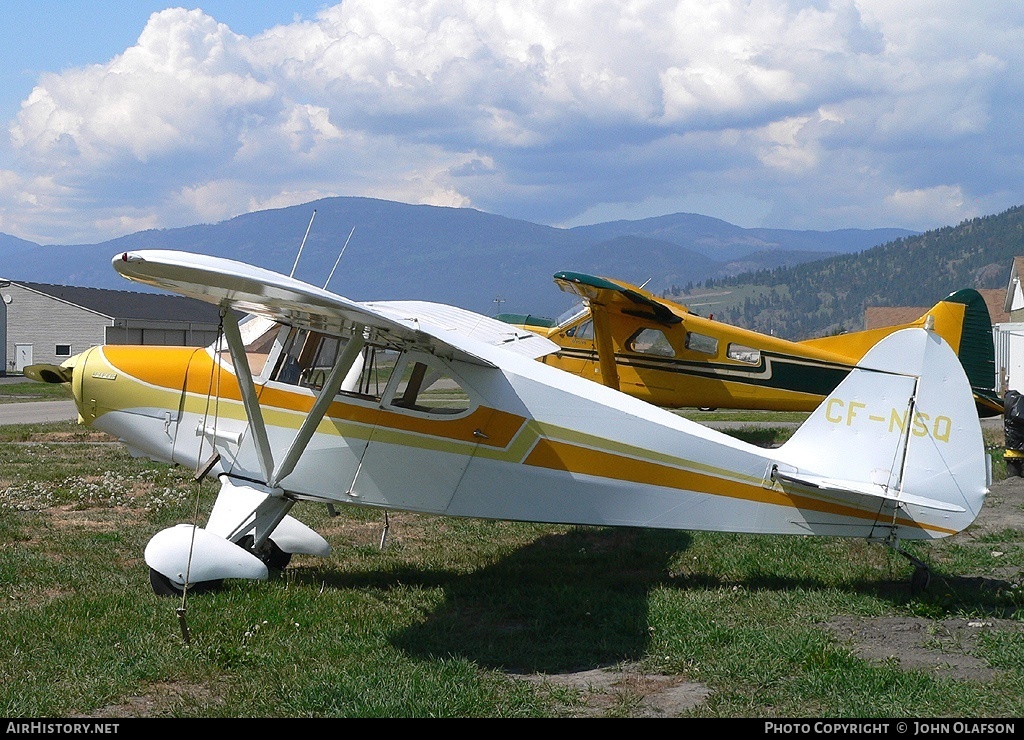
[776,328,989,538]
[802,289,1000,416]
[941,289,1000,416]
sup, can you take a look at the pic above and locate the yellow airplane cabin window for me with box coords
[555,302,588,329]
[727,343,761,365]
[566,319,594,340]
[685,331,718,356]
[629,327,675,357]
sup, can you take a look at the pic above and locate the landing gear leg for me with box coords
[887,537,932,593]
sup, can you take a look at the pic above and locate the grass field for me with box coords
[1,418,1022,718]
[0,379,73,403]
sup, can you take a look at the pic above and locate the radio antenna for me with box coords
[290,209,317,278]
[324,226,356,290]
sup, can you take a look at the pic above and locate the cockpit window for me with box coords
[217,316,279,376]
[273,327,330,387]
[349,345,400,399]
[386,356,472,415]
[216,320,406,402]
[566,319,594,340]
[268,327,404,400]
[628,328,675,357]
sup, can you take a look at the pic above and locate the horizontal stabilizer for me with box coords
[23,362,74,384]
[772,470,966,513]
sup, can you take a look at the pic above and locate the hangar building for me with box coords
[0,279,224,375]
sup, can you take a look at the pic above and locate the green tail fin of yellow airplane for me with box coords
[944,288,1000,416]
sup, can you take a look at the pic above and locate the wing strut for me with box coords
[221,309,276,484]
[590,303,621,391]
[270,330,367,487]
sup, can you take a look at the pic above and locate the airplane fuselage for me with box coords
[68,326,980,542]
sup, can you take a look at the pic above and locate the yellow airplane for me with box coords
[500,272,1002,417]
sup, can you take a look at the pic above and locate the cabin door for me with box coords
[349,351,490,513]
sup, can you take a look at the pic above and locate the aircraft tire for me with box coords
[148,567,223,598]
[238,536,292,571]
[910,565,931,594]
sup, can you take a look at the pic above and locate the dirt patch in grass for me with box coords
[515,664,711,717]
[825,616,1020,682]
[74,680,228,718]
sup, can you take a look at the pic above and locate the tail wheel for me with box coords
[910,565,932,594]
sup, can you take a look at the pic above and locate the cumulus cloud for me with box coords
[2,0,1024,243]
[12,10,275,165]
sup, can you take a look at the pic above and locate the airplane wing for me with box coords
[365,300,557,360]
[113,250,558,365]
[553,271,685,325]
[551,271,686,390]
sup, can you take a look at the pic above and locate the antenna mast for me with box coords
[324,227,356,290]
[290,209,317,278]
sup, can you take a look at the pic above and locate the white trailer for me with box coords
[993,322,1024,396]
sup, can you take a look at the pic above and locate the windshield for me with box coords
[215,315,280,376]
[554,302,589,328]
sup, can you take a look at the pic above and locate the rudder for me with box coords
[776,328,989,539]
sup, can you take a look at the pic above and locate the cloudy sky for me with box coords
[1,0,1022,245]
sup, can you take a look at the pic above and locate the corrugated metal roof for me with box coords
[979,288,1011,324]
[865,288,1009,329]
[13,281,223,323]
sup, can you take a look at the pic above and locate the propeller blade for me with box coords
[23,363,74,384]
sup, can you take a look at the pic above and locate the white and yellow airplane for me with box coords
[28,250,990,596]
[500,272,1002,417]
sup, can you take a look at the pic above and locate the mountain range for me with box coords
[0,197,914,318]
[675,204,1024,340]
